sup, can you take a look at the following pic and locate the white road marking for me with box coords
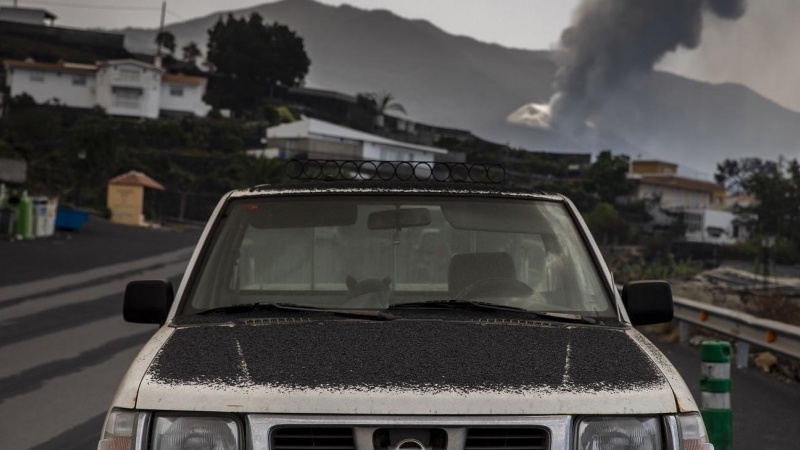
[0,246,194,304]
[0,346,142,450]
[0,315,153,378]
[0,261,187,323]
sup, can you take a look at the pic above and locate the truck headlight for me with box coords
[152,415,240,450]
[577,416,662,450]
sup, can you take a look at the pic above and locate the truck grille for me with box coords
[464,428,549,450]
[272,427,356,450]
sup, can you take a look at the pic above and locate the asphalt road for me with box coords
[1,220,798,449]
[649,335,800,449]
[0,219,200,450]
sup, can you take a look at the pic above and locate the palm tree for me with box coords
[363,91,407,115]
[182,41,202,63]
[155,31,176,55]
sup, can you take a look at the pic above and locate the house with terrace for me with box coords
[3,58,211,119]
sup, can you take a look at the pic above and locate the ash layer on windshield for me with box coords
[150,321,663,393]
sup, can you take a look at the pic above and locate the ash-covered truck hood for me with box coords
[132,320,689,415]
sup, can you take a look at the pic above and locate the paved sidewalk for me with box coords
[0,218,202,286]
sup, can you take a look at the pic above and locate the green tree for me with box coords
[168,164,199,220]
[181,41,202,63]
[584,202,629,245]
[155,31,177,54]
[583,150,633,204]
[716,157,800,241]
[206,14,310,115]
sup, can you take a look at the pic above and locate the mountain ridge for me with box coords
[119,0,800,171]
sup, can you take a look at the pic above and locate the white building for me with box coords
[626,159,747,244]
[260,117,449,161]
[683,209,741,245]
[3,59,211,119]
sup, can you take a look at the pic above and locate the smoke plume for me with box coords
[533,0,747,132]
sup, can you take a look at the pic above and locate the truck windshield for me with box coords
[183,195,614,316]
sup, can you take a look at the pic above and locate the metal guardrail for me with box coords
[672,295,800,366]
[618,285,800,367]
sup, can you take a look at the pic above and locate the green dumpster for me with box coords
[1,191,33,239]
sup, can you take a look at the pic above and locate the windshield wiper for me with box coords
[198,302,395,321]
[390,300,596,324]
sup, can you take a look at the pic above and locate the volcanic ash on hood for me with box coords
[515,0,747,132]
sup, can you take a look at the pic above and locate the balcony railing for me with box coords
[111,98,142,110]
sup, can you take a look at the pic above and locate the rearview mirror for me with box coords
[622,280,674,326]
[123,280,175,325]
[368,208,432,230]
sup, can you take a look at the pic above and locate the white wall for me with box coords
[95,63,160,119]
[7,67,95,108]
[159,81,210,117]
[363,142,437,162]
[684,209,739,244]
[638,184,711,209]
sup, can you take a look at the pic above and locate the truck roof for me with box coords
[230,181,565,201]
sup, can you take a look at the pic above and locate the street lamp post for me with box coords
[76,149,87,206]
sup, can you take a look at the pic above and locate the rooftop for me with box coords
[3,59,96,75]
[233,180,563,201]
[633,173,724,193]
[98,58,163,72]
[162,73,206,86]
[267,117,448,155]
[632,159,678,166]
[4,59,200,80]
[108,171,165,190]
[287,87,358,104]
[0,6,57,20]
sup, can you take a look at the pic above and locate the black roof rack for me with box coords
[284,160,505,184]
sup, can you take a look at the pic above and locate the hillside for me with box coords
[121,0,800,171]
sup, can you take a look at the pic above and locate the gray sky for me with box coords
[5,0,798,113]
[7,0,579,50]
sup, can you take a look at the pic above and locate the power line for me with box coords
[166,8,184,21]
[15,1,188,23]
[21,1,162,12]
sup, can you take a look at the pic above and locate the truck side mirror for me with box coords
[622,280,674,326]
[123,280,175,325]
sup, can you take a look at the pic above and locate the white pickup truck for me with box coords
[99,178,712,450]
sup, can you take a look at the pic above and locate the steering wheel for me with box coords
[454,278,534,300]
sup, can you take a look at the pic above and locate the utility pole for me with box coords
[156,1,166,57]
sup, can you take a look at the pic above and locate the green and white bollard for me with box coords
[700,341,732,450]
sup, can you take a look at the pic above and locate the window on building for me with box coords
[111,86,143,109]
[112,86,143,99]
[169,86,184,97]
[29,72,45,82]
[72,75,87,86]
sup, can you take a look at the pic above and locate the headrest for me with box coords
[448,252,516,296]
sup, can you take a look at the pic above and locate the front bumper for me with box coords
[123,412,707,450]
